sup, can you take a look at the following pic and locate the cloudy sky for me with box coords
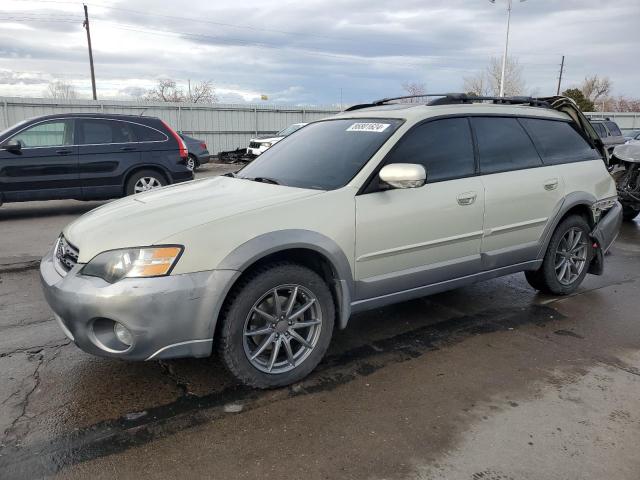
[0,0,638,105]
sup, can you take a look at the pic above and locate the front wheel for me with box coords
[525,215,593,295]
[217,263,335,388]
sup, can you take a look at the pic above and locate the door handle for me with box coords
[120,146,136,151]
[544,178,559,191]
[457,191,477,206]
[56,149,72,155]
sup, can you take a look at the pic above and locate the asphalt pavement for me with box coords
[1,169,639,479]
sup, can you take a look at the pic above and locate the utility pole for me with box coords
[498,0,512,97]
[556,55,565,95]
[83,4,97,100]
[188,79,191,101]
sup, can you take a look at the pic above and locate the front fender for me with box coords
[217,229,354,329]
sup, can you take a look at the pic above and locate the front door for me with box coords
[354,117,485,301]
[0,119,79,202]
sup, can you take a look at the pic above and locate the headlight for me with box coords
[262,142,272,148]
[81,246,183,283]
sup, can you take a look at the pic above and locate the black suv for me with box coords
[0,113,193,205]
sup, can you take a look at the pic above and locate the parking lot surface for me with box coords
[1,167,639,479]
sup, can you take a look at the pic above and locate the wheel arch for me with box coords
[216,230,354,331]
[536,192,597,260]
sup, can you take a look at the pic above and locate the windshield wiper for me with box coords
[247,176,281,185]
[223,172,236,178]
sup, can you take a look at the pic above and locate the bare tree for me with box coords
[580,75,612,103]
[463,56,526,97]
[187,80,218,103]
[400,81,427,101]
[45,80,78,100]
[145,78,218,103]
[144,79,185,102]
[599,95,640,112]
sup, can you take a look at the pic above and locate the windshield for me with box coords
[276,124,305,137]
[238,118,402,190]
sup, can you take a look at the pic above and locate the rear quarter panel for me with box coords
[555,159,616,201]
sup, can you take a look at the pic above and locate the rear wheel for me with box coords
[125,169,166,196]
[525,215,593,295]
[187,154,199,172]
[217,263,335,388]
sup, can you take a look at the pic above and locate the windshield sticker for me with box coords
[346,122,391,133]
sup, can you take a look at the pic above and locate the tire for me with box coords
[187,155,199,172]
[217,262,335,389]
[525,215,593,295]
[622,204,639,222]
[125,169,166,196]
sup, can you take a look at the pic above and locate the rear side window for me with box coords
[591,123,607,137]
[79,119,136,144]
[605,121,622,136]
[520,118,601,165]
[385,118,475,182]
[471,117,542,174]
[134,124,167,142]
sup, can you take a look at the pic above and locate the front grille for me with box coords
[249,141,261,149]
[55,235,79,273]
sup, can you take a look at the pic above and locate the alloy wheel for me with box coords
[555,227,588,285]
[243,284,322,374]
[134,176,162,193]
[186,157,196,171]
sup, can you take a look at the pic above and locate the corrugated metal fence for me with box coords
[0,97,339,155]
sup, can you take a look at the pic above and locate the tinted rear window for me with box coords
[520,118,601,165]
[471,117,542,174]
[605,121,622,136]
[80,119,136,144]
[134,124,167,142]
[384,118,475,182]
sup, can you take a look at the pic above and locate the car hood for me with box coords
[63,176,321,263]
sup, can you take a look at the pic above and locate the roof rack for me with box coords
[344,93,551,111]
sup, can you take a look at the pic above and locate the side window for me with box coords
[605,122,622,137]
[134,124,167,142]
[11,120,72,148]
[384,118,475,182]
[591,123,606,137]
[79,119,136,144]
[471,117,542,174]
[520,118,601,165]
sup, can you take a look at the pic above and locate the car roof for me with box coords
[333,102,571,122]
[22,113,160,123]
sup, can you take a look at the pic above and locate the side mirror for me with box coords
[379,163,426,189]
[1,139,22,153]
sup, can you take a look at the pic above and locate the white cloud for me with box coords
[0,0,638,104]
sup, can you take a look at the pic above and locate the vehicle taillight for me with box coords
[200,142,207,150]
[160,120,188,159]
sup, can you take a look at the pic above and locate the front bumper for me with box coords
[40,247,239,360]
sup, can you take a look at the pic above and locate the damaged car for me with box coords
[40,94,621,388]
[246,122,307,157]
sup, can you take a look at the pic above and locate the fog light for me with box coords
[114,322,133,346]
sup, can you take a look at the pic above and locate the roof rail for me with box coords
[344,93,551,111]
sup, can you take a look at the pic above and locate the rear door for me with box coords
[473,116,565,270]
[0,118,79,202]
[76,118,141,199]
